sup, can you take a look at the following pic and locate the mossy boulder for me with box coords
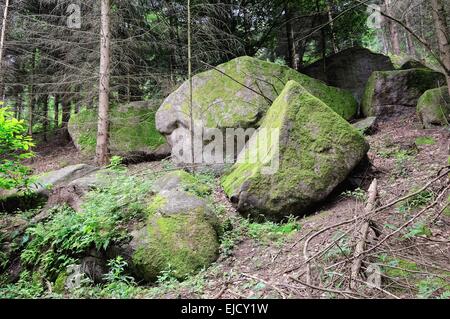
[301,47,394,103]
[221,80,369,221]
[417,86,450,128]
[130,189,219,281]
[362,68,446,117]
[0,164,97,213]
[68,102,167,158]
[151,170,212,196]
[400,60,428,70]
[157,56,357,164]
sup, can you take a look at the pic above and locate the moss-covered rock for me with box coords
[417,86,450,128]
[221,80,369,221]
[68,103,166,157]
[151,170,212,196]
[130,190,219,281]
[362,68,446,117]
[157,56,358,164]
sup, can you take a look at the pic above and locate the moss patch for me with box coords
[221,80,368,220]
[417,86,450,128]
[69,106,165,156]
[132,208,219,281]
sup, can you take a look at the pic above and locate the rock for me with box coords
[400,59,428,70]
[301,47,394,103]
[221,80,369,221]
[150,170,212,196]
[362,68,446,117]
[352,117,378,134]
[417,86,450,128]
[0,215,28,281]
[129,189,219,281]
[156,56,358,164]
[68,103,166,159]
[0,164,98,213]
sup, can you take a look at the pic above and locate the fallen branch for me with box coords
[350,178,378,289]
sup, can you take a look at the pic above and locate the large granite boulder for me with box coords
[68,102,167,160]
[221,81,369,221]
[156,56,358,165]
[114,172,219,282]
[417,86,450,128]
[362,68,446,117]
[301,47,394,103]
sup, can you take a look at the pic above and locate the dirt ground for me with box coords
[25,110,450,299]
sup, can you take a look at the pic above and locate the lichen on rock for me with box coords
[222,80,369,221]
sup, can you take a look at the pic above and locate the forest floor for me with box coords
[25,109,450,299]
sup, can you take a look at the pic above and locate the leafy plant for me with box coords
[0,106,35,190]
[342,188,367,201]
[403,222,432,239]
[106,155,125,171]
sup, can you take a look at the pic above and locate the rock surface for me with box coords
[417,86,450,128]
[301,47,394,103]
[68,102,167,159]
[221,80,369,221]
[362,68,446,117]
[352,117,378,134]
[0,164,97,213]
[156,56,358,165]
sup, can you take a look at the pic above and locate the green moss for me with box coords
[166,56,357,131]
[381,257,419,278]
[415,136,436,146]
[417,86,450,128]
[132,208,219,281]
[53,272,67,294]
[146,194,168,216]
[444,195,450,217]
[69,106,165,156]
[222,80,368,219]
[172,170,212,197]
[361,73,377,117]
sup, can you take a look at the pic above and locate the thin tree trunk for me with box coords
[405,14,417,57]
[0,0,10,99]
[28,86,33,136]
[96,0,111,166]
[431,0,450,97]
[188,0,194,169]
[42,95,49,142]
[386,0,400,55]
[285,3,297,69]
[61,94,71,140]
[54,94,59,129]
[326,0,338,54]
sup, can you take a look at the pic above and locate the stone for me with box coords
[352,117,378,134]
[417,86,450,128]
[301,47,395,103]
[221,80,369,221]
[68,103,166,158]
[362,68,446,117]
[156,56,358,165]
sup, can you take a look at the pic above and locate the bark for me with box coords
[96,0,111,166]
[42,95,49,142]
[0,0,10,99]
[326,0,338,54]
[54,95,59,129]
[386,0,400,55]
[431,0,450,97]
[285,3,297,69]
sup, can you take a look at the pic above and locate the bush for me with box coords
[0,106,34,190]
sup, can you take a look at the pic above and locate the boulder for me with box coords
[156,56,358,164]
[400,59,428,70]
[150,170,212,196]
[128,188,219,281]
[362,68,446,117]
[352,117,378,135]
[0,164,97,213]
[221,80,369,221]
[301,47,394,103]
[417,86,450,128]
[68,103,167,159]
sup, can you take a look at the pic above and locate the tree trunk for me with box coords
[431,0,450,97]
[405,14,417,57]
[61,94,71,140]
[42,95,49,142]
[188,0,194,168]
[326,0,338,54]
[0,0,10,99]
[285,3,297,69]
[54,94,59,129]
[386,0,400,55]
[28,87,34,136]
[96,0,111,166]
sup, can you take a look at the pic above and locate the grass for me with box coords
[415,136,436,146]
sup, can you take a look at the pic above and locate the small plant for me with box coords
[415,136,436,146]
[247,216,301,243]
[342,188,367,201]
[417,276,450,299]
[397,190,434,213]
[107,155,125,171]
[403,222,432,239]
